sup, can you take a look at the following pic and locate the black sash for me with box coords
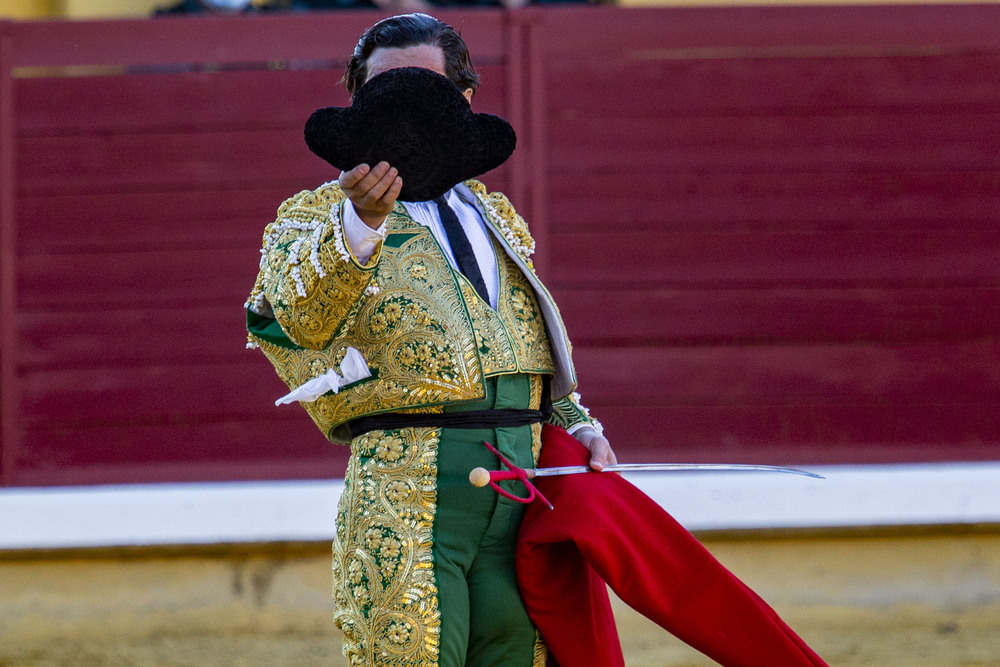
[347,377,552,439]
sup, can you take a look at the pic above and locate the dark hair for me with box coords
[343,13,480,98]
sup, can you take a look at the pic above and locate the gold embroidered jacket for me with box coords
[246,180,599,443]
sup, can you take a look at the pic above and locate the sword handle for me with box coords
[468,466,537,487]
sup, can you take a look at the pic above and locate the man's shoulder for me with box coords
[461,179,511,207]
[460,179,521,223]
[461,179,536,259]
[461,178,490,199]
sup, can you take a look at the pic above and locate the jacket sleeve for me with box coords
[549,392,604,435]
[246,184,382,350]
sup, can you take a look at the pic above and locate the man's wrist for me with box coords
[357,209,388,230]
[569,424,598,438]
[342,201,387,266]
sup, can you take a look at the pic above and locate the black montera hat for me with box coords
[304,66,517,202]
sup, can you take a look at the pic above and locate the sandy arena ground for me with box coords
[2,531,998,666]
[2,604,999,666]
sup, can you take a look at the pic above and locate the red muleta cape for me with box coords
[515,424,828,667]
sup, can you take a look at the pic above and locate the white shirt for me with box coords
[341,188,500,309]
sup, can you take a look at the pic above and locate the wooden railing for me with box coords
[2,5,999,486]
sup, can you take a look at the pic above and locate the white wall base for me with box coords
[1,462,998,550]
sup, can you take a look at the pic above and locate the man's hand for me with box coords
[574,427,618,472]
[339,162,402,229]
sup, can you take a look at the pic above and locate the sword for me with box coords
[469,442,824,509]
[469,462,824,490]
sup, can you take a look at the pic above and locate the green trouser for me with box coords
[433,373,539,667]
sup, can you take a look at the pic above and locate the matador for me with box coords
[247,12,826,667]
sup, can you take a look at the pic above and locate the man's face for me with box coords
[366,44,473,102]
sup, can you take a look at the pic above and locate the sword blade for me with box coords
[533,463,824,480]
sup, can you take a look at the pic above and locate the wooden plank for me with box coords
[18,247,257,309]
[17,181,512,307]
[17,305,253,371]
[19,414,318,465]
[547,230,1000,289]
[546,53,1000,117]
[569,341,1000,407]
[17,174,511,255]
[14,416,348,487]
[583,404,1000,465]
[1,28,18,486]
[533,5,1000,57]
[11,454,348,488]
[10,10,508,69]
[15,401,1000,486]
[19,360,292,424]
[21,286,1000,372]
[15,69,350,136]
[17,130,514,197]
[523,12,550,277]
[553,287,1000,347]
[17,129,333,195]
[545,170,1000,234]
[15,64,510,136]
[546,112,1000,173]
[19,341,1000,424]
[17,189,299,252]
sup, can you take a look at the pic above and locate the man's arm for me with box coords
[247,161,403,350]
[248,184,383,350]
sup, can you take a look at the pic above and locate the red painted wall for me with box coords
[1,6,999,487]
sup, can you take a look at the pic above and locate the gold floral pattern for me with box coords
[332,424,549,667]
[333,427,441,666]
[460,238,555,379]
[247,185,376,351]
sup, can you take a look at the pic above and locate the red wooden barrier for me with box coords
[535,5,1000,466]
[1,5,999,487]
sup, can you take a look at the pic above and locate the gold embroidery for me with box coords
[464,180,536,264]
[461,283,516,377]
[549,391,601,434]
[251,185,376,351]
[333,427,441,666]
[462,239,555,379]
[529,375,545,463]
[532,633,548,667]
[497,248,556,374]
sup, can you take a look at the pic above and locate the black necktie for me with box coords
[433,196,490,304]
